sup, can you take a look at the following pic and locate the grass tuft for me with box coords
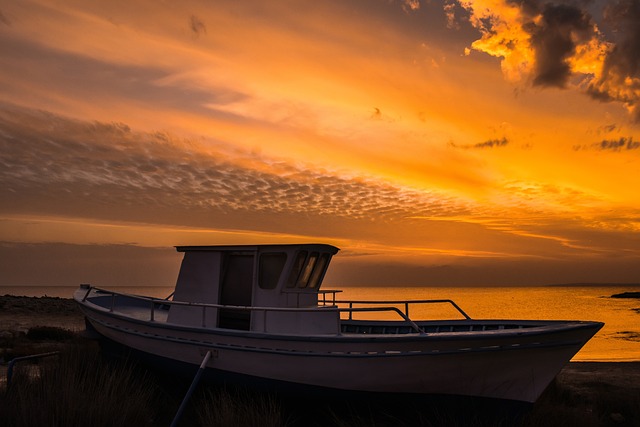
[2,340,160,427]
[195,387,288,427]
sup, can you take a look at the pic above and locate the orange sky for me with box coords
[1,0,640,286]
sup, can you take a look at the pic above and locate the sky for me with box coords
[1,0,640,287]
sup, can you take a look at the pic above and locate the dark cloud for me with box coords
[474,137,509,149]
[190,15,206,37]
[449,137,509,149]
[574,136,640,151]
[459,0,640,120]
[598,123,618,133]
[587,0,640,120]
[525,3,596,88]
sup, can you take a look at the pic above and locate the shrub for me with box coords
[26,326,76,341]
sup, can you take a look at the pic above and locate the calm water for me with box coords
[2,285,639,362]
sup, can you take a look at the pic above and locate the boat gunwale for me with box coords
[75,288,604,344]
[81,310,592,359]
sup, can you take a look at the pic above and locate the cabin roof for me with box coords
[175,243,340,253]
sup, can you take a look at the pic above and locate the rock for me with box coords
[611,292,640,299]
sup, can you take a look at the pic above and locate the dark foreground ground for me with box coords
[1,295,639,426]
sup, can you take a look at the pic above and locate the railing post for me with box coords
[81,284,92,302]
[349,302,353,320]
[263,309,267,332]
[201,305,207,328]
[6,351,60,389]
[150,301,155,322]
[404,302,409,318]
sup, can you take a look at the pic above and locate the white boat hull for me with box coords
[77,295,601,403]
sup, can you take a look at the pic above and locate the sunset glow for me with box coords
[1,0,639,286]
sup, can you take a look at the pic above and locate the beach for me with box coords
[1,294,639,426]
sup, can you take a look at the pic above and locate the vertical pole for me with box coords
[170,351,212,427]
[263,309,267,332]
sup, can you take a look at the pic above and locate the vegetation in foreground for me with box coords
[1,327,638,426]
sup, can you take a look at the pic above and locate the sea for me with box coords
[1,285,638,362]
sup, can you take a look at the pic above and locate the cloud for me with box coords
[444,1,460,29]
[449,137,509,149]
[573,136,640,151]
[456,0,640,121]
[0,104,473,231]
[526,3,599,88]
[586,0,640,120]
[189,15,206,37]
[0,37,247,119]
[402,0,421,13]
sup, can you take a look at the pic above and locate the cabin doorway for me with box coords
[219,253,253,330]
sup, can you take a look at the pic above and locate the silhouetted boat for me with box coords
[74,244,603,403]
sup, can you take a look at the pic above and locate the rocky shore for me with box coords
[0,294,85,334]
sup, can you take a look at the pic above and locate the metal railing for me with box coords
[333,298,471,321]
[6,351,60,389]
[80,286,470,334]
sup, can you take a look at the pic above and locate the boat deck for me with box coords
[81,289,549,336]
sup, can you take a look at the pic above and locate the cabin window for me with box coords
[286,251,307,288]
[259,253,287,290]
[308,253,330,288]
[297,252,318,288]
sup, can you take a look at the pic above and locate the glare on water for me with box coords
[331,286,640,362]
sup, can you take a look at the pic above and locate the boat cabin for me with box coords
[166,244,340,334]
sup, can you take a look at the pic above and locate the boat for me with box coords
[73,243,603,403]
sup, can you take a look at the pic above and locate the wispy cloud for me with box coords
[574,137,640,151]
[449,137,509,149]
[189,15,206,38]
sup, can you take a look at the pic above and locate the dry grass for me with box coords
[521,378,640,427]
[1,340,160,427]
[2,327,638,427]
[195,387,288,427]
